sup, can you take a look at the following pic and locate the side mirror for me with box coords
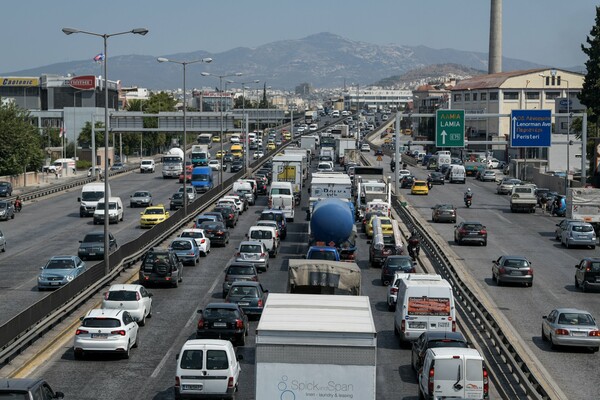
[148,293,154,297]
[140,212,144,215]
[40,266,44,270]
[79,240,83,243]
[264,289,269,293]
[197,309,203,314]
[575,264,579,268]
[77,197,81,202]
[55,391,65,399]
[542,316,547,320]
[237,354,244,361]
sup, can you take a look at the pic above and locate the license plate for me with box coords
[238,302,249,306]
[572,331,587,337]
[89,253,96,256]
[50,282,60,286]
[511,271,522,275]
[214,322,227,328]
[596,277,600,283]
[182,385,202,390]
[438,322,450,327]
[91,333,108,339]
[409,322,427,329]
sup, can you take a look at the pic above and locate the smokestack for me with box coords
[488,0,502,74]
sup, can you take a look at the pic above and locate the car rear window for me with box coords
[250,230,272,240]
[82,318,121,328]
[589,262,600,272]
[180,350,203,369]
[308,250,337,261]
[240,244,262,253]
[107,291,138,301]
[558,313,595,325]
[204,308,238,319]
[171,240,192,250]
[572,224,594,232]
[429,339,468,349]
[463,224,483,231]
[206,350,228,370]
[84,234,104,243]
[230,286,258,297]
[434,359,461,380]
[228,265,255,275]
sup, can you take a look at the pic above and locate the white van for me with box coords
[78,182,111,217]
[449,164,466,184]
[418,347,488,400]
[269,182,295,221]
[393,274,456,344]
[248,225,279,257]
[232,180,254,205]
[175,339,242,399]
[93,197,124,225]
[331,110,340,118]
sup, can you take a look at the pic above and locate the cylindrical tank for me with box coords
[310,199,354,245]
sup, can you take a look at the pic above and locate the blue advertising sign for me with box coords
[510,110,552,148]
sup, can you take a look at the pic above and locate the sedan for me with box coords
[454,221,487,246]
[431,204,457,223]
[427,172,445,185]
[492,255,534,287]
[400,175,415,189]
[574,258,600,292]
[208,159,221,171]
[478,169,497,182]
[169,193,184,211]
[360,143,371,152]
[225,281,268,319]
[497,178,522,194]
[230,161,243,173]
[542,308,600,352]
[199,221,229,246]
[129,191,152,208]
[0,201,15,221]
[411,331,468,372]
[560,221,597,249]
[73,308,139,359]
[555,218,582,240]
[179,229,211,256]
[196,303,249,346]
[222,262,259,298]
[168,238,200,266]
[38,255,87,290]
[78,231,118,261]
[102,284,153,326]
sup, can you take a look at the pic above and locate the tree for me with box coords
[580,6,600,125]
[259,83,269,108]
[0,102,44,175]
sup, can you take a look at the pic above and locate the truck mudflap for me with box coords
[339,247,357,261]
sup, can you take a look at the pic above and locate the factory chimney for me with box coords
[488,0,502,74]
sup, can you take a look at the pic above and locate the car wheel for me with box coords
[582,282,588,292]
[147,305,152,318]
[123,342,131,359]
[133,334,139,348]
[492,273,496,282]
[222,291,228,299]
[388,302,395,312]
[592,346,599,353]
[592,245,596,250]
[237,333,246,347]
[482,240,487,246]
[173,279,179,288]
[394,324,399,336]
[541,326,548,341]
[74,350,84,360]
[497,277,502,286]
[565,240,570,249]
[138,313,146,327]
[549,334,558,350]
[10,214,14,219]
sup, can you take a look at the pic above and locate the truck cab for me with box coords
[305,246,340,261]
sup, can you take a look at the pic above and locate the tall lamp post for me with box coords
[201,72,243,186]
[63,26,148,276]
[158,56,213,216]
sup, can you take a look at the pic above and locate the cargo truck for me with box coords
[272,154,304,202]
[162,147,185,179]
[567,187,600,223]
[310,173,352,200]
[301,135,318,159]
[304,110,318,124]
[336,138,356,165]
[191,144,210,166]
[287,259,361,295]
[308,198,357,261]
[255,293,376,400]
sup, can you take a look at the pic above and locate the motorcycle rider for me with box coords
[14,196,22,212]
[407,230,420,259]
[464,188,473,202]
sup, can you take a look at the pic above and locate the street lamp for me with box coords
[158,56,213,216]
[201,72,243,186]
[63,26,148,276]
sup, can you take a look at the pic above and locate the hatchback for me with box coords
[400,175,415,189]
[411,331,468,372]
[213,205,238,228]
[235,241,269,272]
[38,255,87,290]
[225,281,268,319]
[199,221,229,246]
[542,308,600,352]
[169,237,201,266]
[196,303,249,346]
[130,191,152,208]
[169,192,184,211]
[454,221,487,246]
[222,262,259,298]
[0,379,64,399]
[431,204,457,223]
[381,255,415,286]
[427,172,445,185]
[574,258,600,292]
[478,169,497,182]
[561,221,597,249]
[0,200,15,221]
[102,284,153,326]
[411,180,429,195]
[179,229,211,256]
[555,218,582,240]
[73,308,139,359]
[230,161,244,172]
[195,213,222,228]
[492,255,534,287]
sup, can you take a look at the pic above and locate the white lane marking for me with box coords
[150,270,222,379]
[491,211,512,224]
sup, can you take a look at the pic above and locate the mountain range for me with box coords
[3,32,550,90]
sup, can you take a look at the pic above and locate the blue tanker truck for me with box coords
[308,198,357,261]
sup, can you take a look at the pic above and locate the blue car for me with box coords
[168,238,200,266]
[38,255,87,291]
[305,246,340,261]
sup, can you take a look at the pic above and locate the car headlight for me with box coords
[66,275,74,281]
[0,211,5,215]
[38,276,44,281]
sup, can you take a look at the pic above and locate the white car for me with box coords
[140,159,155,173]
[208,160,221,171]
[309,124,318,131]
[73,308,139,359]
[178,186,196,202]
[179,228,211,256]
[254,151,264,159]
[297,126,306,133]
[229,135,240,144]
[361,143,371,152]
[102,284,153,326]
[219,196,244,214]
[397,169,411,180]
[317,162,334,172]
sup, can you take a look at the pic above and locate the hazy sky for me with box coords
[1,0,596,73]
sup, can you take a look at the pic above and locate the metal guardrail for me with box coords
[359,151,566,400]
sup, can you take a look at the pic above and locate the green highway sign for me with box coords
[436,110,465,147]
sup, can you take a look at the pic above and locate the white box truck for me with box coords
[567,187,600,223]
[255,293,377,400]
[310,173,352,200]
[272,154,304,200]
[335,138,356,164]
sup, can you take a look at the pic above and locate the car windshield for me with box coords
[106,291,138,301]
[46,259,75,269]
[144,208,164,215]
[308,250,337,261]
[387,258,413,269]
[572,224,594,232]
[141,161,152,165]
[192,174,209,181]
[82,318,121,328]
[171,241,192,250]
[133,192,149,197]
[240,244,263,253]
[81,191,105,201]
[97,202,117,210]
[83,234,104,243]
[228,265,255,275]
[0,183,8,187]
[558,313,595,326]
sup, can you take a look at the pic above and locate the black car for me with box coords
[78,231,118,260]
[223,153,234,164]
[199,221,230,246]
[0,181,12,197]
[410,331,468,372]
[454,221,487,246]
[213,205,238,228]
[259,210,287,240]
[138,247,183,288]
[196,303,249,346]
[230,161,244,173]
[222,262,260,298]
[575,258,600,292]
[374,149,384,156]
[400,175,416,189]
[381,256,416,285]
[253,175,269,195]
[428,172,445,185]
[203,212,225,224]
[225,281,268,319]
[257,168,272,183]
[169,192,184,211]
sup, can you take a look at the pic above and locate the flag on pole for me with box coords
[93,53,105,63]
[59,127,66,137]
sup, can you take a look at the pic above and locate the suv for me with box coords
[139,248,183,288]
[259,210,287,240]
[140,159,155,173]
[0,379,64,399]
[575,258,600,292]
[0,181,13,197]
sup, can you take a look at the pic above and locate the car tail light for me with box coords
[555,328,570,336]
[257,299,264,308]
[588,331,600,337]
[200,239,206,244]
[136,292,141,301]
[409,267,416,273]
[428,367,435,394]
[76,329,88,335]
[530,268,534,276]
[480,229,487,235]
[197,319,205,329]
[260,253,266,257]
[111,330,127,336]
[227,376,234,389]
[347,253,355,260]
[390,287,398,295]
[175,376,181,388]
[483,367,489,397]
[235,319,244,329]
[251,276,258,281]
[452,320,456,332]
[459,228,467,234]
[499,267,506,275]
[229,214,234,219]
[104,292,109,300]
[217,231,224,236]
[236,252,241,257]
[401,319,406,332]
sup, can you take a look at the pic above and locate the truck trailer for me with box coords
[255,293,377,400]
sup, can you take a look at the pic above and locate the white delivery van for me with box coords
[248,225,279,257]
[78,182,112,217]
[449,164,466,184]
[174,339,242,399]
[232,180,254,205]
[93,197,124,225]
[269,182,295,221]
[393,274,456,344]
[269,182,293,200]
[418,347,488,400]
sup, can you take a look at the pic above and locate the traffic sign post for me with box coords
[436,110,465,147]
[510,110,552,147]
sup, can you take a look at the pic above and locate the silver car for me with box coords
[235,241,269,272]
[130,191,153,208]
[561,221,597,249]
[0,229,5,252]
[542,308,600,352]
[38,255,87,290]
[497,178,522,194]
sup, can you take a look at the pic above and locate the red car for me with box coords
[178,165,193,183]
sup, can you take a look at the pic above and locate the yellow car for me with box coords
[215,150,225,159]
[411,180,429,195]
[212,135,220,142]
[366,216,394,238]
[267,142,276,151]
[283,132,292,141]
[140,205,170,228]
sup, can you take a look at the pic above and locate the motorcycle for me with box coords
[407,237,420,260]
[14,201,22,213]
[464,194,472,208]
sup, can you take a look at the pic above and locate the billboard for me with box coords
[0,77,39,87]
[68,75,96,90]
[408,297,451,316]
